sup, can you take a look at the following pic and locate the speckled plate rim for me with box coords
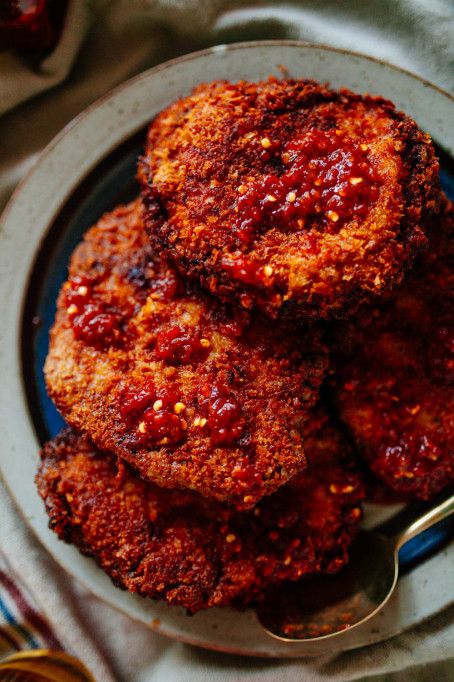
[0,41,453,659]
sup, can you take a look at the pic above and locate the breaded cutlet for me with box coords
[36,407,363,613]
[141,78,441,320]
[332,199,454,499]
[45,199,327,510]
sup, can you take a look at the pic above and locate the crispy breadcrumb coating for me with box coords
[36,408,363,613]
[332,200,454,499]
[45,199,327,510]
[141,78,440,320]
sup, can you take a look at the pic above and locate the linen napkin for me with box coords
[1,2,453,680]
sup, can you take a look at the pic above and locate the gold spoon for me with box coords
[0,650,95,682]
[257,493,454,641]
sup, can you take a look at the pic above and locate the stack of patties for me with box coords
[37,78,452,614]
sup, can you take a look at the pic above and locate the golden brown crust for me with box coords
[45,199,327,510]
[36,409,363,613]
[141,78,441,320]
[331,199,454,499]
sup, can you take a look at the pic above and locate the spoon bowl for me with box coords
[257,494,454,641]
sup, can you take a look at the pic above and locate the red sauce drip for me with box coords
[202,382,244,445]
[149,267,180,301]
[232,461,263,488]
[120,383,186,445]
[347,372,448,488]
[121,385,154,422]
[220,254,267,286]
[376,435,444,481]
[72,304,118,347]
[154,325,208,364]
[63,275,93,307]
[64,276,120,348]
[141,409,186,444]
[234,128,380,243]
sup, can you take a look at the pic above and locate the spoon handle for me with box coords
[395,494,454,550]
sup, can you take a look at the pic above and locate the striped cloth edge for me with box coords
[0,550,63,656]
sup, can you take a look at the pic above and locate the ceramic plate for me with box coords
[1,42,453,658]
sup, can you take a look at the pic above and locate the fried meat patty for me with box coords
[141,78,440,320]
[45,199,327,510]
[332,200,454,499]
[36,409,363,613]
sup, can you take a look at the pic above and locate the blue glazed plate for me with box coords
[1,42,453,657]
